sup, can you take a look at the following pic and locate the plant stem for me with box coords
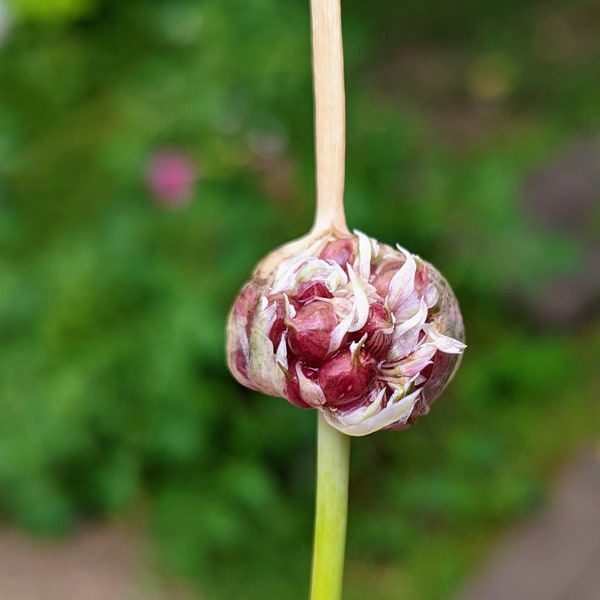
[309,1,351,596]
[310,412,351,600]
[310,0,349,235]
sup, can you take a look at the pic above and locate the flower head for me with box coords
[227,230,465,436]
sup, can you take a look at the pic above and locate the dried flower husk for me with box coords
[227,230,465,436]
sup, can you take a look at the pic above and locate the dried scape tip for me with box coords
[227,230,465,436]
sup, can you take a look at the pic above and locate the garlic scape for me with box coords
[227,229,465,436]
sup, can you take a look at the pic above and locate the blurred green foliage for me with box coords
[0,0,599,599]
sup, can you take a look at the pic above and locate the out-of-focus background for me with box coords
[0,0,599,599]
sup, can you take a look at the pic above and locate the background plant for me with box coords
[0,1,599,599]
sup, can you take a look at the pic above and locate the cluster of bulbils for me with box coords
[227,230,465,436]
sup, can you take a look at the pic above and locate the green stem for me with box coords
[310,412,351,600]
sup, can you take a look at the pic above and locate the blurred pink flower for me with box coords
[145,149,198,207]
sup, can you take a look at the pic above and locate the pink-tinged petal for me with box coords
[382,342,437,380]
[231,305,250,364]
[227,289,255,383]
[387,299,428,360]
[403,344,438,377]
[233,283,259,320]
[380,346,435,382]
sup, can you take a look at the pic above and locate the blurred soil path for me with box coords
[457,449,600,600]
[1,451,599,600]
[0,522,194,600]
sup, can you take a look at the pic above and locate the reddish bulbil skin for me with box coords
[226,230,465,436]
[370,262,401,297]
[297,281,333,303]
[318,348,377,408]
[284,359,312,409]
[319,237,356,266]
[287,300,339,364]
[266,293,290,349]
[362,302,394,359]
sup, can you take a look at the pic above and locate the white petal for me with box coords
[387,299,428,360]
[325,262,349,291]
[326,387,386,427]
[296,363,327,407]
[347,266,370,332]
[393,299,427,337]
[370,237,380,261]
[283,293,296,322]
[350,333,368,359]
[424,282,439,308]
[324,388,421,436]
[275,332,289,371]
[270,238,326,292]
[355,230,373,281]
[424,323,467,353]
[387,248,417,310]
[273,257,347,296]
[328,300,354,354]
[329,324,349,354]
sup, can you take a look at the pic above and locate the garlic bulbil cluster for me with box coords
[227,230,465,436]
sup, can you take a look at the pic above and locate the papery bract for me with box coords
[227,230,465,436]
